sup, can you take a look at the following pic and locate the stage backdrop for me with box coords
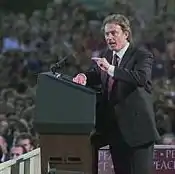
[98,145,175,174]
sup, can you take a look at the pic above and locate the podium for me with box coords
[35,72,97,174]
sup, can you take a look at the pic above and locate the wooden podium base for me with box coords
[40,134,97,174]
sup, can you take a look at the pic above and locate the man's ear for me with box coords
[124,30,129,40]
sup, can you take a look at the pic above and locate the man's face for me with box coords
[10,147,24,159]
[18,139,33,152]
[104,23,128,51]
[0,136,7,154]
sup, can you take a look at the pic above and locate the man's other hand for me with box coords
[92,57,110,72]
[73,73,87,85]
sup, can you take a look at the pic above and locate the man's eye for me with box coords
[105,31,118,36]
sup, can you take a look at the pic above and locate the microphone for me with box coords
[50,41,76,74]
[50,54,71,74]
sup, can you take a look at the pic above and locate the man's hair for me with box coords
[15,133,33,146]
[101,14,132,42]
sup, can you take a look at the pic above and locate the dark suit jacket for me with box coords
[86,44,160,147]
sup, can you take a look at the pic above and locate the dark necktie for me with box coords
[108,54,120,96]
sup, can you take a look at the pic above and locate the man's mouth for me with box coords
[109,43,116,46]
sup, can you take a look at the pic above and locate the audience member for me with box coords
[10,144,27,159]
[15,133,34,152]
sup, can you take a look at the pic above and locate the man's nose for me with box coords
[107,33,113,39]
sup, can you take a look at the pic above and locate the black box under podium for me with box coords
[35,72,97,174]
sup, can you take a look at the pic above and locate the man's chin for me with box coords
[108,45,117,51]
[108,44,122,51]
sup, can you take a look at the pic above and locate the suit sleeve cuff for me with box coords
[107,65,115,77]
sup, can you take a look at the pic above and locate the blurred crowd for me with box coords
[0,0,175,163]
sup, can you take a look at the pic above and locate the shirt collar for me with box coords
[113,42,130,59]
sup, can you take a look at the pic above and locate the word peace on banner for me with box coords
[98,145,175,174]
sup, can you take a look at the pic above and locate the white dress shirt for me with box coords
[108,42,130,77]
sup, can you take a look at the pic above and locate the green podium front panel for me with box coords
[35,72,96,134]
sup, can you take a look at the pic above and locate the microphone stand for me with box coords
[50,55,70,75]
[50,54,74,82]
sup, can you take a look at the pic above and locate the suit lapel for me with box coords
[119,44,135,68]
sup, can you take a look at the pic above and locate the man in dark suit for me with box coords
[73,14,160,174]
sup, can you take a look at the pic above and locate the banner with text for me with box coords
[98,145,175,174]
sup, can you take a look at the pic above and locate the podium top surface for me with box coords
[41,72,96,95]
